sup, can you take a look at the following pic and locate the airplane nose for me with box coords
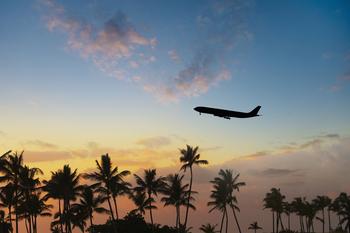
[194,107,199,111]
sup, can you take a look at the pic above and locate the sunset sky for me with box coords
[0,0,350,232]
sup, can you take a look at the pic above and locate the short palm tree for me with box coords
[130,191,156,216]
[71,185,109,231]
[248,222,262,233]
[0,183,15,230]
[134,169,165,225]
[199,223,218,233]
[338,194,350,233]
[179,145,208,229]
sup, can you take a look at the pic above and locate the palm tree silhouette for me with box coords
[208,169,245,233]
[71,185,110,232]
[282,201,292,231]
[314,195,332,233]
[179,145,208,229]
[134,169,165,226]
[0,210,12,233]
[84,154,128,233]
[248,221,262,233]
[0,183,15,231]
[130,191,156,216]
[161,173,195,230]
[263,188,285,233]
[0,151,24,233]
[199,223,218,233]
[291,197,307,232]
[337,193,350,233]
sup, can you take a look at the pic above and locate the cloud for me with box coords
[24,150,72,162]
[40,0,251,103]
[259,168,300,177]
[136,136,172,149]
[24,139,58,149]
[168,50,181,62]
[0,130,6,137]
[41,0,156,81]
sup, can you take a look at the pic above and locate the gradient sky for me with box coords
[0,0,350,232]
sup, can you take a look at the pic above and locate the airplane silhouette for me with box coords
[194,106,261,119]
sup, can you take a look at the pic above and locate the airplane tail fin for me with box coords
[250,106,261,115]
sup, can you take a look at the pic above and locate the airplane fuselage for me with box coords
[194,106,261,119]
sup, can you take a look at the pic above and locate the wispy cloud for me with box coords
[136,136,172,149]
[24,139,58,149]
[259,168,301,177]
[41,0,156,81]
[40,0,251,102]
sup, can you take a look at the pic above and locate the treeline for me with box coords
[1,147,350,233]
[263,188,350,233]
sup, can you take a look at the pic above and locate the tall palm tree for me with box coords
[17,165,43,233]
[263,188,285,233]
[134,169,165,226]
[48,165,81,233]
[84,153,125,233]
[314,195,332,233]
[199,223,218,233]
[248,222,262,233]
[179,145,208,229]
[0,151,24,233]
[208,170,245,233]
[161,173,194,229]
[338,194,350,233]
[291,197,307,233]
[208,179,228,233]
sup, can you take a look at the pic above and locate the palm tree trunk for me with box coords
[328,209,331,232]
[322,208,325,233]
[219,209,225,233]
[175,206,179,228]
[184,167,193,229]
[90,212,94,233]
[58,199,63,233]
[288,214,290,231]
[8,205,13,233]
[225,208,228,233]
[106,196,117,233]
[112,195,119,220]
[232,207,242,233]
[273,211,275,233]
[15,189,18,233]
[276,212,279,233]
[279,213,285,231]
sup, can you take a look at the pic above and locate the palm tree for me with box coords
[282,201,292,231]
[179,145,208,229]
[248,222,262,233]
[314,195,332,233]
[84,153,124,233]
[208,170,245,233]
[130,191,156,216]
[0,183,15,231]
[71,185,109,232]
[263,188,285,233]
[0,210,12,233]
[134,169,165,226]
[161,173,194,229]
[0,151,24,233]
[199,223,218,233]
[48,165,81,233]
[338,194,350,233]
[291,197,307,233]
[208,179,228,233]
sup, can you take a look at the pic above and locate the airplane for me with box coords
[193,106,261,119]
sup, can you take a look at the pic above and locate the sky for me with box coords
[0,0,350,232]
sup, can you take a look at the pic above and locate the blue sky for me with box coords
[1,1,350,232]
